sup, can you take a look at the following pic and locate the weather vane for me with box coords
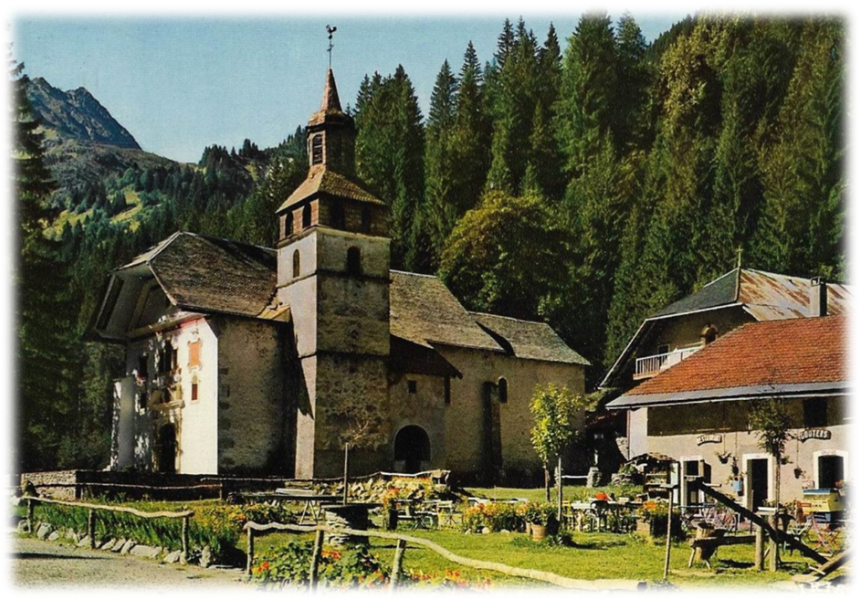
[326,25,337,69]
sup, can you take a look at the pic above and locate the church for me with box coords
[90,69,589,484]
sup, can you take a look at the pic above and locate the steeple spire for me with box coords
[320,68,342,114]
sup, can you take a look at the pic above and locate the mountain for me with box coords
[25,77,141,150]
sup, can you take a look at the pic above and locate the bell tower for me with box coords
[276,69,391,479]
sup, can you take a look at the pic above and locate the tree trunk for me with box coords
[544,465,550,503]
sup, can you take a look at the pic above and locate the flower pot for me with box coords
[531,523,547,540]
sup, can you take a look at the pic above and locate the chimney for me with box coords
[810,276,828,317]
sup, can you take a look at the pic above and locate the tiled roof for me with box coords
[471,312,591,366]
[277,166,385,212]
[308,68,349,127]
[119,232,279,319]
[608,315,849,408]
[389,271,503,352]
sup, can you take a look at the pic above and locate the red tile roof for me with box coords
[627,315,848,397]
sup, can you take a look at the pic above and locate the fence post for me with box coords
[27,498,35,533]
[662,488,674,581]
[181,515,189,565]
[754,523,764,571]
[246,527,255,577]
[88,509,96,549]
[390,538,407,590]
[768,513,778,572]
[310,529,325,590]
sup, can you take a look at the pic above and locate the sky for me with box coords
[11,12,688,163]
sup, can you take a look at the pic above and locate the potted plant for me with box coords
[715,450,731,465]
[522,502,557,539]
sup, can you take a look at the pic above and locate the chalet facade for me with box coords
[607,316,848,510]
[90,69,589,484]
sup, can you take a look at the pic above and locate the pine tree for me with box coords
[13,61,79,470]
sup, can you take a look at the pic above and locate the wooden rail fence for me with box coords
[243,521,647,591]
[23,495,193,563]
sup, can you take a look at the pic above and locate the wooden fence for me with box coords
[23,496,193,563]
[243,521,647,591]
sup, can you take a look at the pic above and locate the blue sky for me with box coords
[13,13,686,163]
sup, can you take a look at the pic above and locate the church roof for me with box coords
[390,271,503,352]
[471,313,591,366]
[307,68,348,127]
[277,166,385,213]
[119,232,279,319]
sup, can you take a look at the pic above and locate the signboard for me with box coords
[799,429,831,442]
[696,434,722,446]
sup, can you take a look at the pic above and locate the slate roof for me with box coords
[607,315,849,409]
[389,271,503,352]
[277,166,385,213]
[118,232,279,319]
[471,312,591,365]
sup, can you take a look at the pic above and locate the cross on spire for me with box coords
[326,25,337,69]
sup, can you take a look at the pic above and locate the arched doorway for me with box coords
[156,423,177,474]
[394,425,430,473]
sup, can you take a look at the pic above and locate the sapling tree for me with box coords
[330,397,387,504]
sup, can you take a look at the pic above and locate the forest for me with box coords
[13,13,845,472]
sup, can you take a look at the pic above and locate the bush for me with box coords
[462,502,523,533]
[252,541,389,589]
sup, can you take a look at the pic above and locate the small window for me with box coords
[498,377,508,403]
[444,377,451,405]
[347,247,361,275]
[701,324,718,345]
[159,344,175,374]
[137,354,149,379]
[657,344,669,355]
[302,204,312,229]
[311,134,324,165]
[361,207,372,234]
[407,380,417,394]
[191,379,199,402]
[804,398,828,428]
[332,201,345,229]
[293,250,301,278]
[137,389,148,411]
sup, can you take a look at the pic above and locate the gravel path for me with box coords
[10,535,252,590]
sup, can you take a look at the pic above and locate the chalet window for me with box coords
[137,389,148,411]
[302,204,312,229]
[407,380,417,394]
[347,247,361,275]
[191,378,199,402]
[311,134,324,165]
[804,398,828,428]
[701,324,718,345]
[444,377,451,405]
[497,377,508,403]
[332,201,345,229]
[293,250,301,279]
[361,207,372,234]
[159,344,176,374]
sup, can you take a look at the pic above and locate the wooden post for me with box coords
[27,498,34,533]
[390,538,407,590]
[557,456,563,525]
[310,529,325,590]
[246,527,255,577]
[754,522,765,571]
[88,509,96,549]
[343,443,350,505]
[769,513,778,572]
[181,515,189,564]
[662,488,674,581]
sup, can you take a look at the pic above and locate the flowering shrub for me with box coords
[406,568,492,589]
[252,541,389,589]
[462,502,523,533]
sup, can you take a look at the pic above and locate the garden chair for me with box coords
[808,513,841,556]
[433,500,459,528]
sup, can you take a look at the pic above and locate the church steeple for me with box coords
[306,69,355,176]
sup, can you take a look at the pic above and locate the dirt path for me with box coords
[10,535,252,589]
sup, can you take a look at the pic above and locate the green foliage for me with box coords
[748,397,792,459]
[529,384,586,467]
[461,501,522,533]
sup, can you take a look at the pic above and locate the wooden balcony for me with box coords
[634,345,703,380]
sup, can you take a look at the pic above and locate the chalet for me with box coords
[603,270,851,509]
[89,69,589,484]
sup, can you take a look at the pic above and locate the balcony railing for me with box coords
[634,345,703,380]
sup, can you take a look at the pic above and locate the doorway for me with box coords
[394,425,431,473]
[156,423,177,474]
[747,457,770,511]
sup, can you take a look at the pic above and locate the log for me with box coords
[243,522,646,591]
[390,538,407,590]
[687,479,827,565]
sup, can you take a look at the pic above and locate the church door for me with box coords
[394,426,430,473]
[157,424,177,474]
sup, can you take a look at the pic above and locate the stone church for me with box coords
[91,69,589,484]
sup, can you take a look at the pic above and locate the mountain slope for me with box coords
[25,77,141,150]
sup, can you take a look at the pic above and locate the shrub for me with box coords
[252,541,389,589]
[462,502,523,532]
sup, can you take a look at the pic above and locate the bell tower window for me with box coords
[302,204,311,229]
[311,134,324,166]
[347,247,361,275]
[293,250,301,279]
[332,201,345,229]
[361,207,372,234]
